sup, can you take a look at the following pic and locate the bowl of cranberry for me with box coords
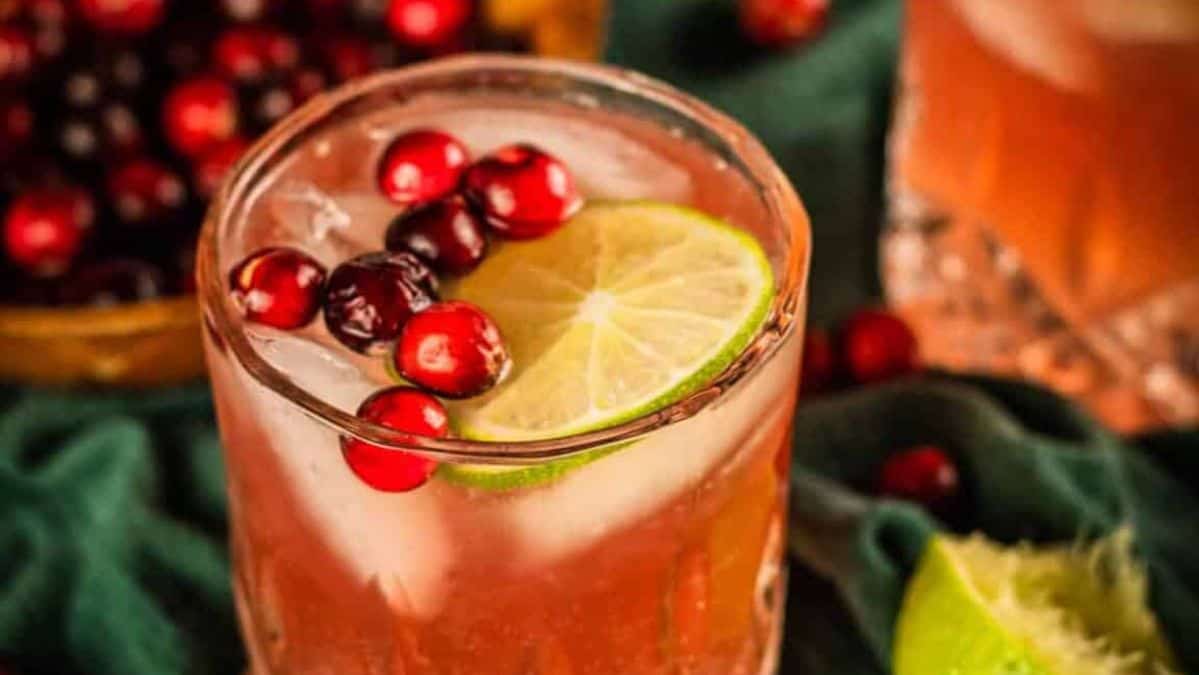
[0,0,605,386]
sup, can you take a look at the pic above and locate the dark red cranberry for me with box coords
[0,101,34,162]
[323,251,438,354]
[214,26,300,82]
[739,0,829,48]
[800,328,838,396]
[3,187,93,277]
[288,66,328,104]
[0,26,35,82]
[27,0,69,25]
[341,386,446,492]
[320,36,377,83]
[77,0,165,34]
[59,258,166,306]
[229,247,327,329]
[385,0,472,49]
[193,137,250,199]
[237,79,299,134]
[53,105,144,167]
[839,308,920,385]
[395,300,510,399]
[376,128,470,208]
[163,76,240,158]
[107,158,188,226]
[462,144,583,240]
[878,445,960,511]
[385,195,487,276]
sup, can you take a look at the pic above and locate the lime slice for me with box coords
[438,201,774,489]
[894,530,1178,675]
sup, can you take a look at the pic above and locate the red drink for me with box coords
[884,0,1199,430]
[199,57,810,674]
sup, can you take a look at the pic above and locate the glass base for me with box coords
[883,192,1199,432]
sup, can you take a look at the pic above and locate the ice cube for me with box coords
[492,334,801,567]
[248,327,380,413]
[1076,0,1199,43]
[266,181,398,266]
[230,339,454,618]
[952,0,1097,92]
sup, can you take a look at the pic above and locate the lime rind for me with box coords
[429,201,775,490]
[895,530,1178,675]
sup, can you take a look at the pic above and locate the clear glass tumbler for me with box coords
[883,0,1199,431]
[198,56,810,674]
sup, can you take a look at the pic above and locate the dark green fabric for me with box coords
[785,375,1199,674]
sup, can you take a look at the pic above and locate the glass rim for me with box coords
[199,54,810,464]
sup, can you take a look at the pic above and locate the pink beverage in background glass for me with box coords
[883,0,1199,431]
[198,57,810,674]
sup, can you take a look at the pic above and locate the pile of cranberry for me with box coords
[230,127,582,491]
[0,0,519,308]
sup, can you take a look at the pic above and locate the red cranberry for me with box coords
[77,0,165,34]
[341,386,446,492]
[60,258,166,306]
[385,0,472,49]
[463,144,583,240]
[0,25,35,82]
[28,0,69,25]
[193,137,250,199]
[385,195,487,276]
[878,445,960,511]
[229,247,327,329]
[214,26,300,82]
[376,128,470,208]
[3,187,93,277]
[800,328,838,396]
[323,251,439,354]
[396,300,510,399]
[107,158,188,226]
[839,308,920,385]
[740,0,829,48]
[163,76,240,158]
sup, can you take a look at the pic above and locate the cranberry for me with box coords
[59,258,165,306]
[320,36,377,83]
[221,0,282,22]
[385,0,472,49]
[27,0,69,25]
[214,26,300,82]
[238,79,299,133]
[77,0,165,34]
[54,106,144,166]
[0,101,34,161]
[839,308,920,385]
[163,76,240,158]
[107,158,188,226]
[341,386,446,492]
[800,328,838,396]
[229,247,327,329]
[3,187,93,277]
[739,0,829,48]
[878,445,960,511]
[288,66,328,104]
[323,251,438,354]
[376,128,470,208]
[385,195,487,276]
[462,144,583,240]
[0,25,35,82]
[193,137,250,199]
[395,300,510,399]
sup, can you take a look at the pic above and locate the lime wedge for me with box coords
[895,530,1178,675]
[438,201,774,489]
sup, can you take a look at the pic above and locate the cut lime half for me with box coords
[894,530,1178,675]
[437,201,775,489]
